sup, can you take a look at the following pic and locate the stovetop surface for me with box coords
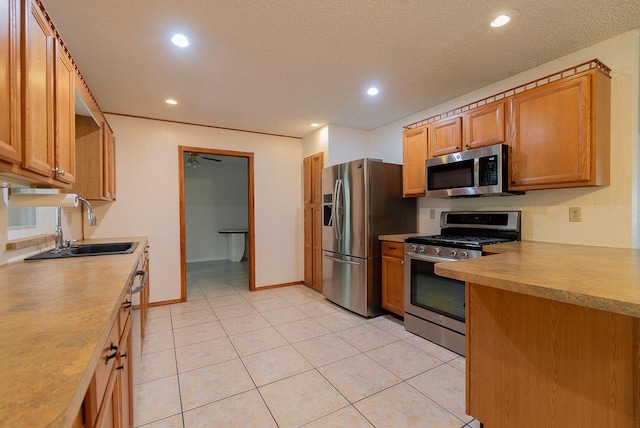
[405,234,512,249]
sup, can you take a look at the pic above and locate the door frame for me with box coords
[178,145,256,300]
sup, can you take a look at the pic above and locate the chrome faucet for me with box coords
[77,196,97,226]
[53,196,97,252]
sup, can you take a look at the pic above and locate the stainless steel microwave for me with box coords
[425,143,523,197]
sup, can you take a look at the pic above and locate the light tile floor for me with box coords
[131,260,481,428]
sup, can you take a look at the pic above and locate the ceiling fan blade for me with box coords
[201,156,222,162]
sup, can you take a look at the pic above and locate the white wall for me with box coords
[185,159,248,262]
[301,126,329,160]
[83,115,303,303]
[369,30,640,249]
[326,125,370,166]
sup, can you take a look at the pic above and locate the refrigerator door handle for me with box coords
[323,253,361,266]
[333,179,343,240]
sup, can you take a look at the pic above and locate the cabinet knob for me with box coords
[465,144,470,148]
[455,146,460,150]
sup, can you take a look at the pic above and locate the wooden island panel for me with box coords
[467,282,637,427]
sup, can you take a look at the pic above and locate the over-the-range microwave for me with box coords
[424,143,523,197]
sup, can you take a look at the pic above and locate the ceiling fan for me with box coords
[184,152,221,169]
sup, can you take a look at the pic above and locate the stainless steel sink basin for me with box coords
[25,242,139,260]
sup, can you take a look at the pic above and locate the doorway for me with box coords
[178,145,256,301]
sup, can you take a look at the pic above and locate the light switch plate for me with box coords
[429,209,436,219]
[569,207,582,222]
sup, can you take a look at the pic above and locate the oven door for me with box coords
[404,251,466,356]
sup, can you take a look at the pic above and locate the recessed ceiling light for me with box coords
[171,34,189,47]
[310,123,320,127]
[490,10,519,28]
[367,87,379,96]
[165,99,178,105]
[490,15,510,27]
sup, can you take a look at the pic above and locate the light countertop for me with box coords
[435,240,640,318]
[0,236,148,427]
[378,233,420,243]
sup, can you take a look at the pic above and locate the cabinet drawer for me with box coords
[381,241,404,259]
[94,318,119,411]
[119,291,132,339]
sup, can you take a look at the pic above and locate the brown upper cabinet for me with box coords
[429,116,462,157]
[22,0,75,185]
[464,100,505,150]
[508,68,610,190]
[402,60,610,197]
[0,0,114,192]
[72,87,117,201]
[402,125,428,197]
[0,0,21,165]
[429,100,506,158]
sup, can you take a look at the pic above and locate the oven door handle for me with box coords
[405,252,457,263]
[323,254,361,266]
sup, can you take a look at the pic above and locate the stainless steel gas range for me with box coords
[404,211,521,356]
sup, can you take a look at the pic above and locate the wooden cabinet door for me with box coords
[117,316,133,428]
[22,0,55,178]
[402,125,428,197]
[429,116,462,157]
[95,370,118,428]
[54,40,75,184]
[311,205,322,292]
[303,206,313,286]
[464,100,505,150]
[381,241,405,316]
[310,153,323,204]
[103,124,116,200]
[303,156,311,204]
[0,0,21,164]
[303,152,323,291]
[508,74,593,190]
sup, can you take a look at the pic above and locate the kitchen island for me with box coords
[0,236,148,427]
[435,241,640,428]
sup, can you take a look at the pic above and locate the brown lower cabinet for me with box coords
[82,288,134,427]
[381,241,405,316]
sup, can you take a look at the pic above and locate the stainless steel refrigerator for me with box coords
[322,159,416,317]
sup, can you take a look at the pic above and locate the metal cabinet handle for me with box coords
[105,343,118,364]
[122,300,132,310]
[130,269,147,294]
[388,246,397,250]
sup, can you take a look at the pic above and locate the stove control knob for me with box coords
[450,249,458,258]
[419,245,426,253]
[411,244,417,252]
[460,251,469,259]
[434,247,441,255]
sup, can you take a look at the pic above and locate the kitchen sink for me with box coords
[25,242,139,260]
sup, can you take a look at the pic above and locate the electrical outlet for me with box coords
[429,209,436,220]
[569,207,582,222]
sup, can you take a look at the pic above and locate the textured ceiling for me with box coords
[44,0,640,138]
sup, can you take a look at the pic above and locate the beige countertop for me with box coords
[435,240,640,318]
[378,233,419,243]
[0,236,148,427]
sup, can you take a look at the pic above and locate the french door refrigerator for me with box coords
[322,159,416,317]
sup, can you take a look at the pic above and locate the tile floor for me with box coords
[131,260,481,428]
